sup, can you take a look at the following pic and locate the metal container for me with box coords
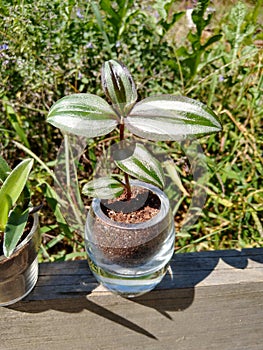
[0,213,41,306]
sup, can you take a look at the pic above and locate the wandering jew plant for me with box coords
[47,59,221,200]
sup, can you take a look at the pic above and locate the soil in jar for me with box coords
[91,187,171,266]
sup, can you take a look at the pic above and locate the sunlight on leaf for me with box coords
[0,159,33,231]
[47,93,119,137]
[115,143,165,189]
[82,176,124,199]
[3,207,29,257]
[126,95,222,141]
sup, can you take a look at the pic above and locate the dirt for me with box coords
[101,188,161,223]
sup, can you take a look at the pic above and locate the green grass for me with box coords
[0,0,262,260]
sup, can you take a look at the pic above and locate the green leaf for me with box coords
[47,93,118,138]
[115,143,165,189]
[100,0,120,26]
[0,155,11,183]
[202,34,223,50]
[102,59,137,116]
[2,97,30,148]
[164,160,189,196]
[3,207,29,257]
[160,12,185,32]
[82,177,124,199]
[90,1,112,54]
[126,95,222,141]
[191,0,210,35]
[231,1,246,28]
[42,182,77,238]
[0,158,33,231]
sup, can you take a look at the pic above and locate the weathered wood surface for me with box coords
[1,248,263,350]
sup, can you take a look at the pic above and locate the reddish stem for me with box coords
[119,118,132,200]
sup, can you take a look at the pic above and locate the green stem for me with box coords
[64,133,71,190]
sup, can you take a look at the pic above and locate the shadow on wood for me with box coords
[7,248,263,313]
[131,248,263,318]
[1,248,263,349]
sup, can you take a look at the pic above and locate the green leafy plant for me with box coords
[149,0,185,36]
[47,59,221,201]
[91,0,136,52]
[175,0,222,82]
[0,156,34,257]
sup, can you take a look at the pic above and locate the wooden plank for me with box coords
[1,248,263,350]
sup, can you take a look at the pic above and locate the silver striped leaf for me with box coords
[47,93,118,138]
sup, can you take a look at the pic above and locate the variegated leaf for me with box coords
[102,59,137,116]
[126,95,222,141]
[82,177,124,199]
[115,143,165,189]
[47,93,118,138]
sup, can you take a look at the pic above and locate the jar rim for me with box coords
[90,180,170,230]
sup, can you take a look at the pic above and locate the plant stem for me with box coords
[64,133,71,190]
[119,117,131,200]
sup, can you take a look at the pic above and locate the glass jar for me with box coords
[85,181,175,297]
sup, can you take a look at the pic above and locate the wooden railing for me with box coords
[1,248,263,350]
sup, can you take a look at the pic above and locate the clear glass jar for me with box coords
[0,213,41,306]
[85,181,175,297]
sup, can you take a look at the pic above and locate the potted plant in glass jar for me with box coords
[47,59,221,297]
[0,157,41,306]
